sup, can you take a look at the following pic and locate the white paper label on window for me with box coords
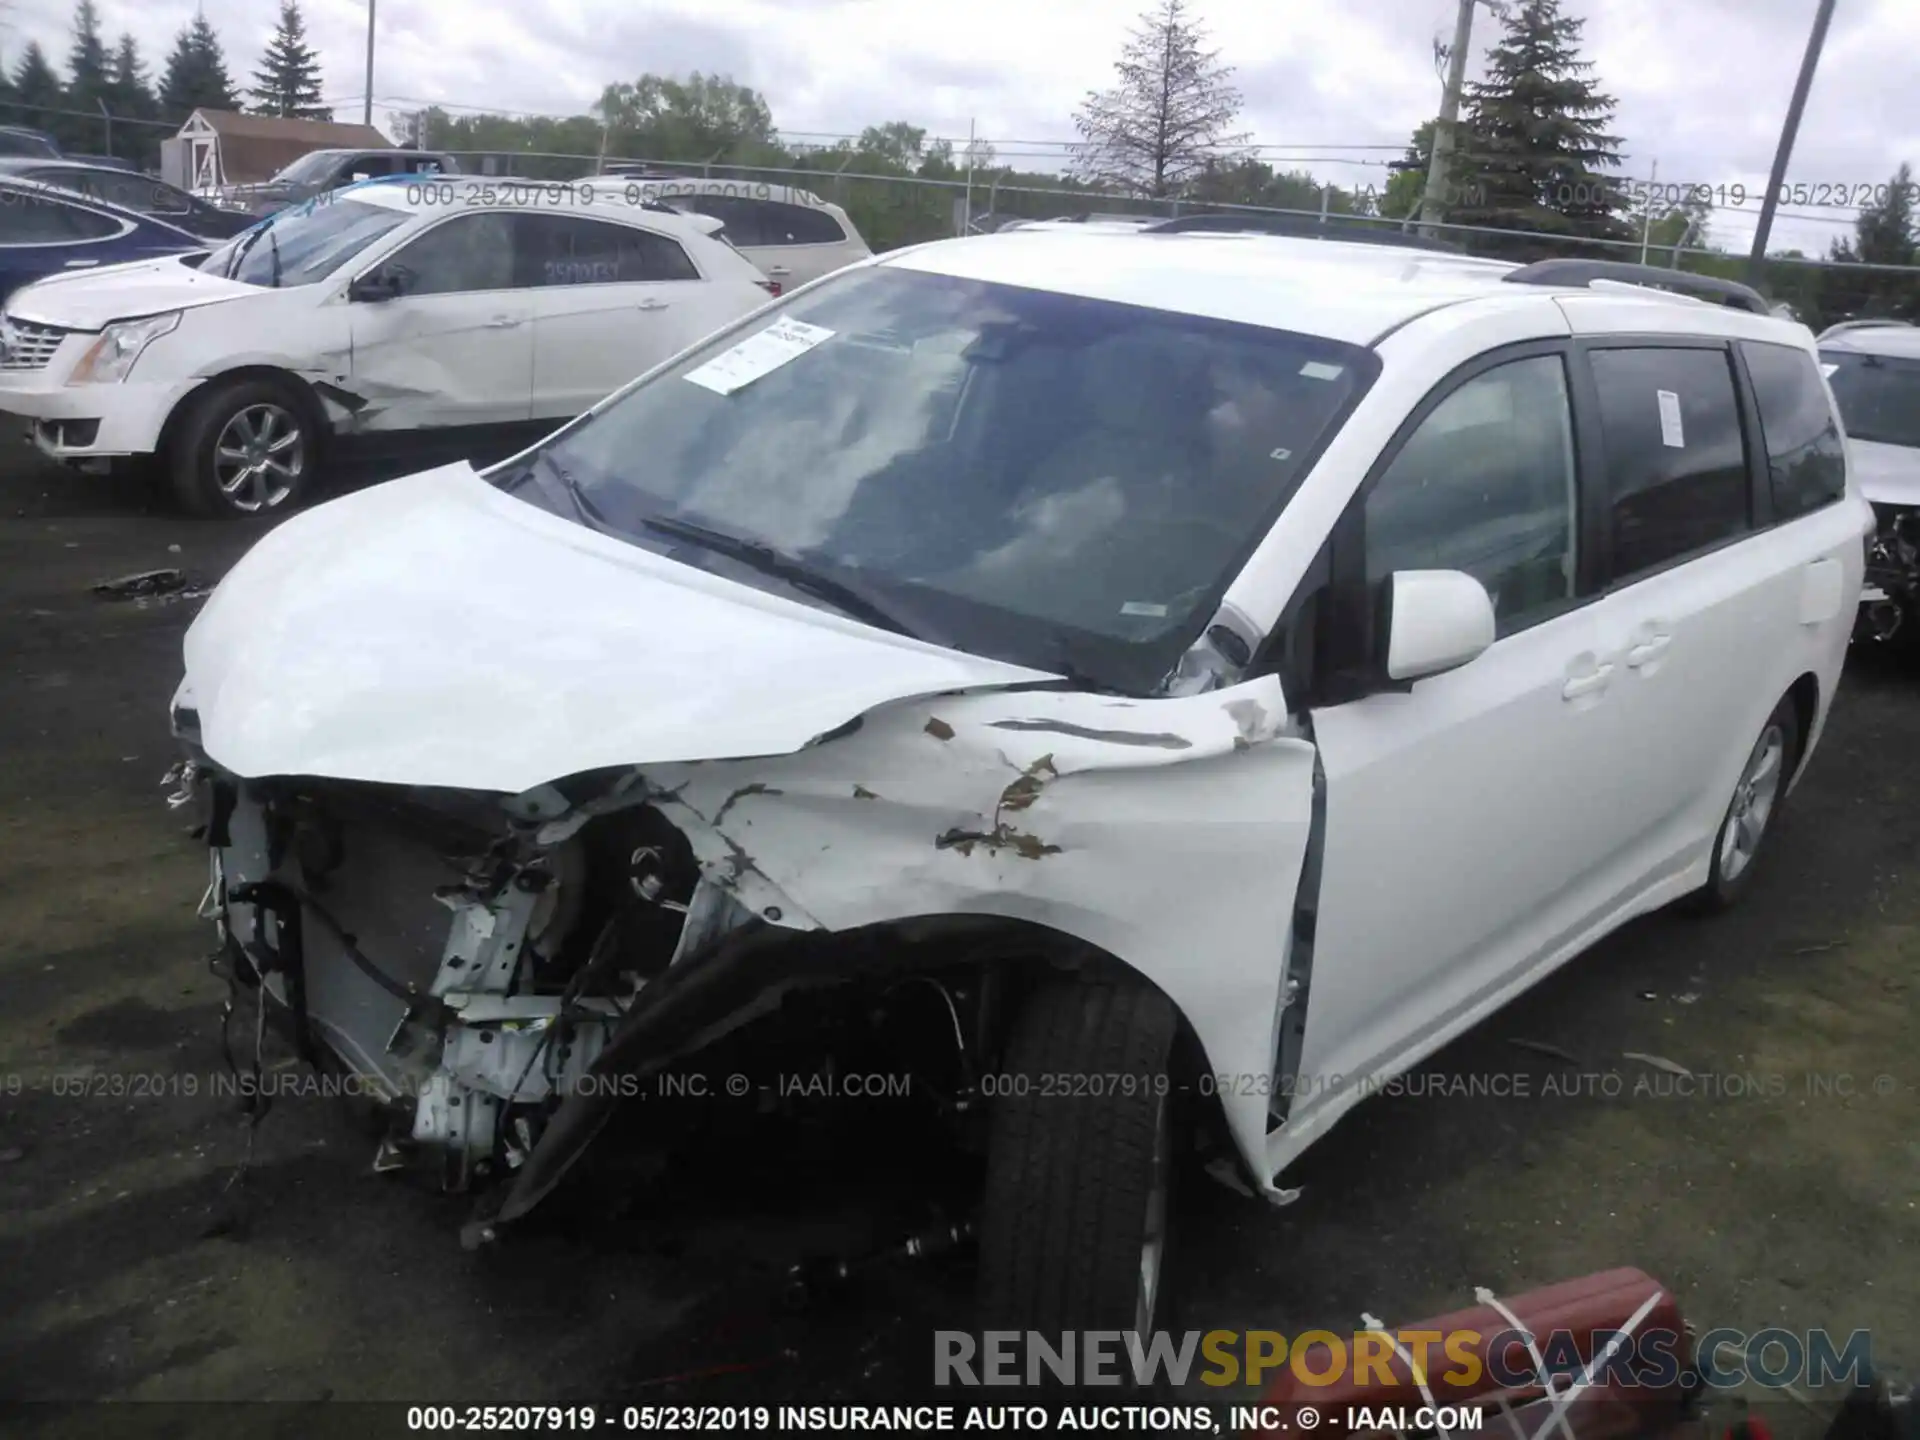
[1299,361,1345,381]
[1657,389,1685,448]
[684,318,835,395]
[1120,600,1168,618]
[1819,362,1839,378]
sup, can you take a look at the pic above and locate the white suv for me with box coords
[1815,319,1920,642]
[167,231,1865,1338]
[619,177,872,292]
[0,177,774,516]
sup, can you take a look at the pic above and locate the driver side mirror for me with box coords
[348,267,408,303]
[1383,569,1495,682]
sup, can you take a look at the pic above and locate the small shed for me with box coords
[168,110,395,191]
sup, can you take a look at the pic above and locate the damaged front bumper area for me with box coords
[1858,503,1920,642]
[165,751,764,1197]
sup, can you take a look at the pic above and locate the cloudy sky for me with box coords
[4,0,1917,255]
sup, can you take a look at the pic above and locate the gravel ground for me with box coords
[0,440,1913,1434]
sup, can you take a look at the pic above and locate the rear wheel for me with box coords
[167,377,320,518]
[1689,694,1800,913]
[978,976,1179,1343]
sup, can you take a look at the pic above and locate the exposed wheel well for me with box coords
[1786,671,1820,782]
[157,366,330,461]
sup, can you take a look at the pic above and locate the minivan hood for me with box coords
[5,254,244,329]
[1850,436,1920,508]
[180,462,1055,793]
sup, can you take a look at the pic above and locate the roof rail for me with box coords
[1501,258,1771,315]
[1139,213,1465,254]
[1816,318,1915,341]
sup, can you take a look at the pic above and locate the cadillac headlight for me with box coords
[70,311,181,385]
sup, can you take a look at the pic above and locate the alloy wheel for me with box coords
[213,402,305,513]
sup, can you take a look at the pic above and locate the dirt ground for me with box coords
[0,440,1913,1432]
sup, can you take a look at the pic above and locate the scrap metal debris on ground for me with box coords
[90,568,212,608]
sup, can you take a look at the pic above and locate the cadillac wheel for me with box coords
[168,378,318,518]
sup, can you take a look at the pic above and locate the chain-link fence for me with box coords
[437,147,1920,333]
[5,89,1916,334]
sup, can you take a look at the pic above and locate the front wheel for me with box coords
[167,378,320,518]
[977,976,1179,1340]
[1690,694,1801,913]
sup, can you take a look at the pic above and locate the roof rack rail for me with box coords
[1501,259,1772,315]
[1816,318,1914,341]
[1138,213,1465,254]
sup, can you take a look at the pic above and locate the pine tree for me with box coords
[160,14,241,118]
[1450,0,1630,253]
[249,0,328,121]
[108,33,162,169]
[9,43,67,138]
[61,1,113,155]
[1825,163,1919,322]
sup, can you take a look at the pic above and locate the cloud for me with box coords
[1,0,1910,255]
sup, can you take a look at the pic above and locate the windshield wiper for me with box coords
[266,225,282,287]
[222,218,270,279]
[636,512,926,641]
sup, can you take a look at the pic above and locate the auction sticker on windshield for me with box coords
[684,318,836,396]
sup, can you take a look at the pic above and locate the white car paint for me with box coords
[0,179,773,463]
[177,231,1864,1212]
[1848,437,1920,507]
[629,179,872,291]
[178,460,1052,793]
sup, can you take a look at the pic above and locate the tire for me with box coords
[1688,694,1801,913]
[978,976,1179,1343]
[167,377,320,518]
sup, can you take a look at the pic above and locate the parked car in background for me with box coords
[167,233,1862,1338]
[0,159,256,240]
[618,177,870,291]
[0,177,207,300]
[1816,319,1920,644]
[0,177,774,516]
[222,148,462,216]
[0,126,61,159]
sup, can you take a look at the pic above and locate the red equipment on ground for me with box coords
[1248,1268,1701,1440]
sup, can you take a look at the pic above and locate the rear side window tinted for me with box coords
[516,215,699,285]
[0,192,121,242]
[670,195,764,245]
[1820,348,1920,450]
[765,202,845,245]
[1590,346,1749,582]
[1740,341,1845,520]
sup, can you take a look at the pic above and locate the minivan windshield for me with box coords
[1822,348,1920,449]
[518,264,1375,691]
[198,198,409,287]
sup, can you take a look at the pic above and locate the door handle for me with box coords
[1626,635,1671,668]
[767,266,792,277]
[485,314,522,329]
[1562,662,1614,700]
[634,298,670,312]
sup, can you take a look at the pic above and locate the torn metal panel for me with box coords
[625,676,1318,1192]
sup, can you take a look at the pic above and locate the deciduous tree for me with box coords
[1071,0,1248,199]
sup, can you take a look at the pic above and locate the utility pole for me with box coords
[362,0,376,127]
[1418,0,1478,236]
[1639,158,1658,264]
[1747,0,1836,285]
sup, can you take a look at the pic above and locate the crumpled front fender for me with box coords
[497,674,1318,1223]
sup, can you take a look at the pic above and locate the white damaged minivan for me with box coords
[168,230,1866,1335]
